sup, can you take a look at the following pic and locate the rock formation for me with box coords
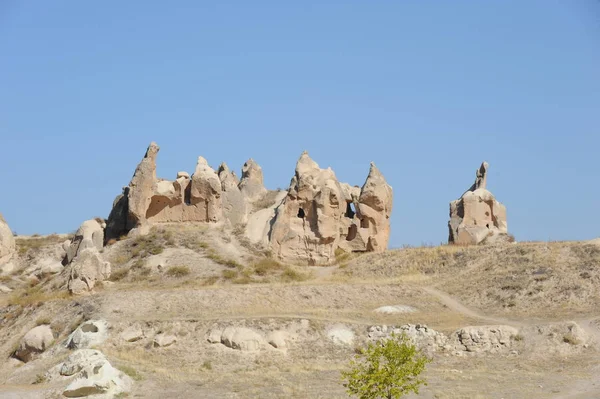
[105,143,263,242]
[64,218,105,265]
[448,162,508,245]
[67,248,111,295]
[104,143,391,264]
[269,152,392,265]
[0,212,16,265]
[238,159,267,201]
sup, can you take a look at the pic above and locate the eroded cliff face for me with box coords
[105,143,392,264]
[448,162,508,245]
[0,213,16,265]
[269,152,392,265]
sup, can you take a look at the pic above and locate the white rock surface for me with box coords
[373,305,418,314]
[66,320,109,350]
[47,349,132,398]
[327,324,355,346]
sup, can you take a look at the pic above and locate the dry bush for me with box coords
[109,268,129,282]
[35,317,51,326]
[222,269,238,280]
[166,265,191,277]
[252,190,281,212]
[280,267,310,282]
[252,258,283,276]
[207,251,244,269]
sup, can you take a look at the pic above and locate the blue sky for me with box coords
[1,1,599,247]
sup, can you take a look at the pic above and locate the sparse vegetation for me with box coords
[109,268,130,282]
[166,265,191,277]
[119,365,143,381]
[222,269,238,280]
[253,258,283,276]
[207,250,244,269]
[202,360,213,370]
[281,266,310,282]
[35,317,51,326]
[33,373,47,384]
[252,190,281,212]
[563,333,581,345]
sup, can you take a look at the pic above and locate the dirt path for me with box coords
[422,286,526,327]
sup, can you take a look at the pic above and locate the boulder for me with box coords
[0,213,16,265]
[238,159,267,201]
[327,324,355,346]
[218,163,248,226]
[220,326,265,351]
[373,305,418,314]
[66,320,109,349]
[121,326,144,343]
[47,349,132,398]
[266,331,289,349]
[64,219,105,265]
[153,333,177,347]
[67,249,111,295]
[14,325,54,362]
[449,162,508,245]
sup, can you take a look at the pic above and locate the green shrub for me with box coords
[341,332,431,399]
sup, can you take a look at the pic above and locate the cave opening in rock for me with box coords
[346,224,357,241]
[345,202,356,219]
[360,218,369,228]
[297,208,305,218]
[184,184,192,205]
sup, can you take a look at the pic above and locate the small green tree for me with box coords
[341,332,431,399]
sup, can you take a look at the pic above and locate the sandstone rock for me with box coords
[267,331,289,349]
[127,142,160,231]
[188,156,223,223]
[0,213,16,265]
[327,324,355,346]
[355,163,393,252]
[39,258,64,275]
[1,261,15,275]
[104,187,130,243]
[245,190,287,245]
[238,159,267,201]
[121,326,144,342]
[0,284,12,293]
[220,326,265,351]
[67,249,111,295]
[64,219,105,265]
[14,325,54,362]
[218,163,248,226]
[452,325,518,353]
[177,171,190,179]
[269,153,393,264]
[49,349,132,398]
[66,320,109,349]
[153,333,177,347]
[367,324,448,354]
[207,329,222,344]
[448,162,508,245]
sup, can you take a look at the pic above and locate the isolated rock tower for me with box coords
[448,162,508,245]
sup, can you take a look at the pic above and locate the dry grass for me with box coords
[166,265,191,278]
[252,258,283,276]
[207,250,244,269]
[252,190,281,212]
[15,234,68,256]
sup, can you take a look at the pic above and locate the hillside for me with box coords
[1,225,599,398]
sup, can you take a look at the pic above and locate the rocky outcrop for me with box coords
[14,325,54,362]
[208,326,266,351]
[46,349,132,398]
[269,152,392,265]
[66,320,109,349]
[0,213,15,265]
[64,219,105,265]
[448,162,508,245]
[453,325,518,353]
[238,159,267,201]
[103,144,391,265]
[219,163,248,226]
[105,143,258,241]
[67,249,111,295]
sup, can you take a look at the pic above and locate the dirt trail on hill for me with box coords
[422,286,527,327]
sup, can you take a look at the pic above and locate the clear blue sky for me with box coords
[1,1,599,247]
